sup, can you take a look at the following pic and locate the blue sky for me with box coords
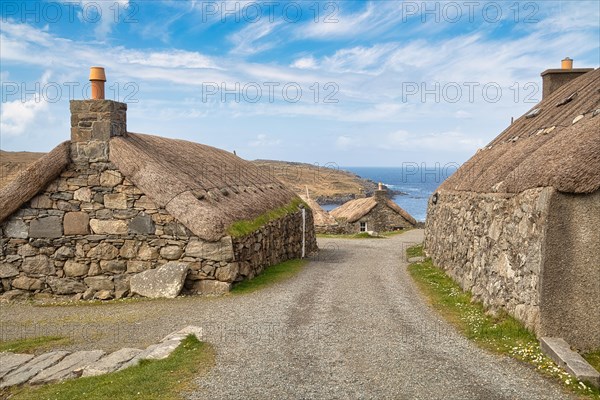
[1,0,599,166]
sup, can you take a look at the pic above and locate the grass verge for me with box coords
[6,335,215,400]
[227,198,305,238]
[0,336,71,354]
[406,245,599,399]
[584,350,600,375]
[231,259,308,294]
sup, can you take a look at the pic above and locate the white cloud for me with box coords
[291,56,318,70]
[228,19,283,56]
[0,96,49,136]
[249,133,281,147]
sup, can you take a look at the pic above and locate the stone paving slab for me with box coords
[82,348,143,377]
[0,353,34,379]
[541,337,600,388]
[29,350,105,385]
[1,351,69,388]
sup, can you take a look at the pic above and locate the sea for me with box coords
[322,165,458,222]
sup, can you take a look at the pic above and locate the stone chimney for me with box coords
[70,67,127,164]
[541,58,593,99]
[374,182,387,203]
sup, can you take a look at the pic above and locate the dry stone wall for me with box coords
[424,187,552,333]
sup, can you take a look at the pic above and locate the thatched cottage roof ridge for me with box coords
[0,141,70,223]
[299,195,338,226]
[440,68,600,194]
[330,196,417,226]
[110,133,298,241]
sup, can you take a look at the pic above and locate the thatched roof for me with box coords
[110,133,298,241]
[441,68,600,194]
[330,196,417,225]
[299,195,338,226]
[0,141,70,223]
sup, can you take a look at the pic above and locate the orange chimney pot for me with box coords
[89,66,107,100]
[561,57,573,70]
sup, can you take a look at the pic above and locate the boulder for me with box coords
[84,276,114,291]
[130,262,189,298]
[47,277,86,295]
[11,276,44,291]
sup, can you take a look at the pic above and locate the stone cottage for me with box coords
[0,68,317,301]
[331,184,416,233]
[425,63,599,351]
[299,190,340,234]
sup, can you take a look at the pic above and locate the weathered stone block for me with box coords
[47,277,86,294]
[100,260,126,273]
[138,243,158,260]
[18,244,37,257]
[127,261,151,273]
[84,276,114,291]
[130,262,189,298]
[0,353,35,380]
[4,219,28,239]
[73,187,93,202]
[94,290,113,300]
[160,245,183,260]
[0,351,70,388]
[82,348,142,377]
[120,240,139,259]
[11,276,44,291]
[185,237,234,262]
[87,243,119,260]
[215,262,240,282]
[54,246,75,260]
[104,194,127,209]
[30,194,53,209]
[29,350,105,385]
[22,255,55,276]
[134,196,156,209]
[89,219,128,235]
[190,280,231,295]
[129,214,155,235]
[100,170,122,187]
[64,212,90,235]
[29,216,62,239]
[0,263,19,278]
[64,260,89,277]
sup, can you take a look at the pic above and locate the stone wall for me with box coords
[0,160,234,300]
[231,208,317,280]
[424,187,553,333]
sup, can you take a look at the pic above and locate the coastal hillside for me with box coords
[0,151,376,204]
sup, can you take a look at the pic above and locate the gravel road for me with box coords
[0,230,573,399]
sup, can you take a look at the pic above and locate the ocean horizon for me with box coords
[322,165,458,222]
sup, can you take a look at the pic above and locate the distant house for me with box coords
[331,184,416,233]
[300,191,340,234]
[0,68,317,300]
[425,62,599,350]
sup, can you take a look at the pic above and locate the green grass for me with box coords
[406,244,424,258]
[584,350,600,375]
[231,259,308,294]
[227,198,305,238]
[406,245,600,398]
[6,335,215,400]
[0,336,71,353]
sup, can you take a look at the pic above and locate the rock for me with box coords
[119,240,139,259]
[160,245,183,260]
[11,276,44,291]
[63,212,90,235]
[127,260,151,273]
[89,219,128,235]
[0,353,35,379]
[18,244,37,257]
[64,260,89,277]
[408,256,425,263]
[113,209,138,219]
[191,280,231,295]
[54,245,75,260]
[29,350,105,385]
[0,263,19,278]
[47,277,86,295]
[134,196,156,209]
[100,170,122,187]
[87,263,101,276]
[1,290,32,301]
[73,187,93,202]
[30,194,53,209]
[185,237,234,262]
[100,260,126,273]
[22,255,55,276]
[87,243,119,260]
[103,194,127,209]
[215,262,240,282]
[541,337,600,388]
[94,290,113,300]
[3,219,28,239]
[29,216,63,239]
[0,351,70,388]
[129,214,155,235]
[84,276,114,291]
[160,326,203,342]
[82,348,142,377]
[138,243,158,260]
[130,262,189,298]
[82,288,95,300]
